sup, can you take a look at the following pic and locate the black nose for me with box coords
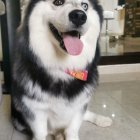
[69,10,87,27]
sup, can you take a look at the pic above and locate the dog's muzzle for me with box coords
[49,23,84,56]
[69,10,87,27]
[49,10,87,56]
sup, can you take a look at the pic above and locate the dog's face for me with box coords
[47,0,91,55]
[23,0,102,56]
[48,0,89,33]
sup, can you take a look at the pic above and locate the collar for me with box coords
[65,69,88,81]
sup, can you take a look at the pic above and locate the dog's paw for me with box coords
[66,137,79,140]
[32,138,46,140]
[95,115,113,127]
[84,111,113,127]
[55,133,65,140]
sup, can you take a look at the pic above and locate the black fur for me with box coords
[90,0,103,24]
[12,36,100,100]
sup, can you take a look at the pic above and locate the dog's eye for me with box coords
[82,3,88,11]
[53,0,65,6]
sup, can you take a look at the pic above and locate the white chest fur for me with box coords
[22,84,93,134]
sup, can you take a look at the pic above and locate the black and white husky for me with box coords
[11,0,112,140]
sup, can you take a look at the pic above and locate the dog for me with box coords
[11,0,112,140]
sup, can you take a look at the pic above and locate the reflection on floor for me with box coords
[0,80,140,140]
[100,36,140,56]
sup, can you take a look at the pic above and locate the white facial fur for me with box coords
[27,0,100,79]
[47,0,90,34]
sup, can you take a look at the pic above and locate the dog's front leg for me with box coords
[27,111,48,140]
[64,112,83,140]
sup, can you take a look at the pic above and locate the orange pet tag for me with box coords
[66,70,88,81]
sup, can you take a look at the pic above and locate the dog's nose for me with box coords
[69,10,87,27]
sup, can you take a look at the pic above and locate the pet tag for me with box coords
[66,70,88,81]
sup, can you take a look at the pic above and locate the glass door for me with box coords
[99,0,140,65]
[1,0,20,93]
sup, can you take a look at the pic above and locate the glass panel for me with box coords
[100,0,140,57]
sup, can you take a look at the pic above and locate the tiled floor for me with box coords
[0,80,140,140]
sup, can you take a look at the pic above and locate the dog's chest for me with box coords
[23,88,91,132]
[47,92,90,132]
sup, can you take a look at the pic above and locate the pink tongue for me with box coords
[63,35,83,55]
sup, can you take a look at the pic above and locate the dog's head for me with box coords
[48,0,90,55]
[22,0,103,57]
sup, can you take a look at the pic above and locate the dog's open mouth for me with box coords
[49,23,83,55]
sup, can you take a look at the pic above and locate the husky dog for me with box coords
[11,0,112,140]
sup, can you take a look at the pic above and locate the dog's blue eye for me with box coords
[53,0,65,6]
[82,3,88,11]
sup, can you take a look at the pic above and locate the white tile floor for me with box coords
[0,80,140,140]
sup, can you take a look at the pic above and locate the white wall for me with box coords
[99,0,125,35]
